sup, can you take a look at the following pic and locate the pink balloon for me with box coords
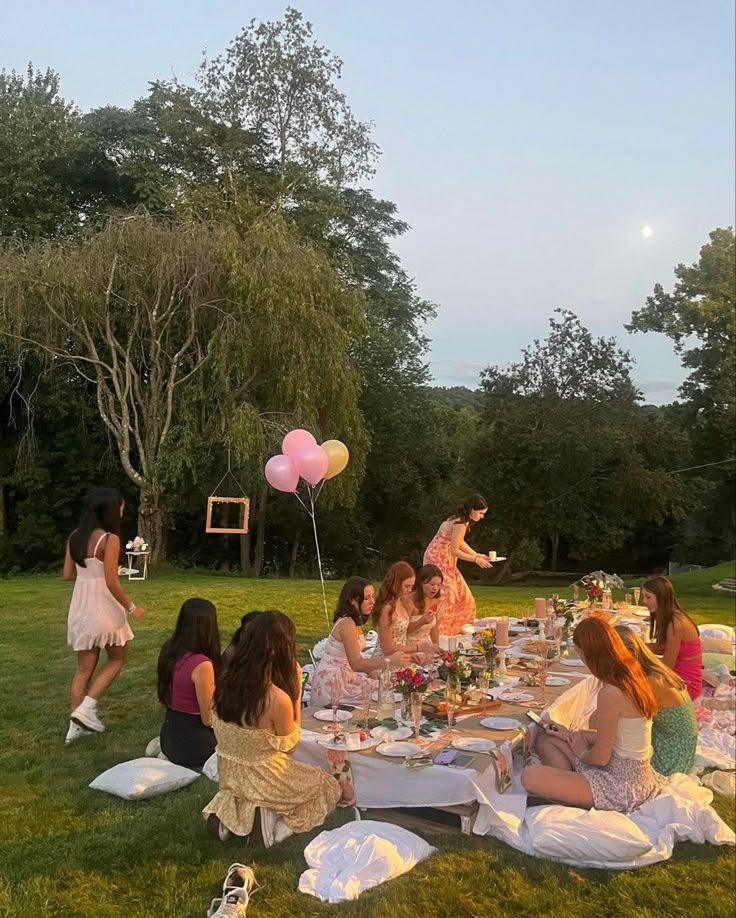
[264,454,299,492]
[295,444,329,486]
[282,429,317,462]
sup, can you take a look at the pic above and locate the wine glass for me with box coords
[572,583,579,602]
[444,677,460,739]
[625,593,632,607]
[539,657,549,706]
[361,679,372,730]
[633,586,641,607]
[330,677,342,735]
[479,672,491,718]
[411,692,424,745]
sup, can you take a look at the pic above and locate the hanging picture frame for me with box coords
[205,496,250,534]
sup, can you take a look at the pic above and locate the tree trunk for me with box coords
[550,533,560,572]
[288,528,301,577]
[253,482,268,577]
[137,490,167,565]
[0,483,5,538]
[239,531,252,576]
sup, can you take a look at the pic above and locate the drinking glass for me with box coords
[444,677,460,739]
[361,680,372,729]
[330,677,342,734]
[479,672,491,718]
[573,584,579,602]
[539,657,548,706]
[633,587,641,607]
[625,593,632,607]
[411,692,424,745]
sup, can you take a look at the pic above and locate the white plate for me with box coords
[317,735,380,751]
[630,608,649,618]
[487,555,507,562]
[370,725,413,741]
[560,658,586,667]
[376,741,423,758]
[480,716,522,731]
[544,676,571,686]
[313,709,352,722]
[371,691,403,703]
[452,737,495,753]
[498,691,534,703]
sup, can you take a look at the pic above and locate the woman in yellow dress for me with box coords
[203,610,340,846]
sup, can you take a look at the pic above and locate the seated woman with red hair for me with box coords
[522,618,666,813]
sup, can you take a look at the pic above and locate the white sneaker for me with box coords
[64,720,94,745]
[71,705,105,733]
[207,889,249,917]
[222,864,257,898]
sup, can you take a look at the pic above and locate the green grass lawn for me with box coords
[0,563,734,917]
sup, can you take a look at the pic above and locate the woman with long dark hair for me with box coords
[423,495,491,635]
[63,487,145,743]
[222,610,263,666]
[203,611,340,846]
[643,576,702,701]
[403,564,443,647]
[371,562,438,659]
[311,577,401,705]
[521,619,665,812]
[615,625,697,776]
[157,598,221,769]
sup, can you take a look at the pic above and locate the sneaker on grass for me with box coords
[64,721,94,745]
[207,889,249,917]
[71,705,105,733]
[223,864,257,899]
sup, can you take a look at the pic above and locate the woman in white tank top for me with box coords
[63,488,145,743]
[522,618,666,813]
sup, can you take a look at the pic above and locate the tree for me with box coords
[627,228,736,560]
[474,310,689,572]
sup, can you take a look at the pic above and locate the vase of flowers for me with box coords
[394,666,430,723]
[437,650,472,687]
[126,536,149,552]
[476,629,496,677]
[580,575,604,608]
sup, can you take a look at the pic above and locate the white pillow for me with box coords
[89,757,200,800]
[203,752,219,782]
[700,624,734,640]
[527,805,653,862]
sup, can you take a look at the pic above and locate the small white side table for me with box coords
[125,550,151,581]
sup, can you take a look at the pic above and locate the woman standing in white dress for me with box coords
[63,488,145,743]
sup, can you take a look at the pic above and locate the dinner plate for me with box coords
[497,690,535,703]
[317,735,381,751]
[488,555,507,562]
[370,725,413,741]
[630,608,650,618]
[371,691,403,703]
[560,658,586,667]
[480,716,522,731]
[452,737,495,753]
[376,741,423,758]
[313,709,352,722]
[544,675,571,686]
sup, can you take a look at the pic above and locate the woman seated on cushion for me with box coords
[157,598,220,769]
[644,575,702,701]
[615,625,697,776]
[522,618,665,813]
[203,610,340,844]
[403,565,443,649]
[311,577,402,706]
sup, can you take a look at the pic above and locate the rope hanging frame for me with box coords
[206,447,250,534]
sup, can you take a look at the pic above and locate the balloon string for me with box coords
[307,485,330,629]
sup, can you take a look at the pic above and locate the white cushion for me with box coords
[700,624,734,640]
[89,757,199,800]
[527,805,653,862]
[203,752,218,782]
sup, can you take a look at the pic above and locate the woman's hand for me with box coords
[388,652,405,668]
[419,641,441,657]
[567,732,591,758]
[474,555,491,569]
[544,722,571,740]
[419,610,435,626]
[130,605,146,620]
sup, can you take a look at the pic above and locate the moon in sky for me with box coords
[642,225,654,238]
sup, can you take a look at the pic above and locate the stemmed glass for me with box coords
[411,692,425,746]
[573,584,580,602]
[539,656,549,706]
[633,587,641,607]
[361,680,372,730]
[444,677,460,739]
[330,676,342,735]
[479,672,491,718]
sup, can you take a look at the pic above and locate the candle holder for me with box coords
[495,645,511,683]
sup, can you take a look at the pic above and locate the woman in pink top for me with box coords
[644,576,703,701]
[157,598,221,768]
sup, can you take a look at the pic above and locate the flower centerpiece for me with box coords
[580,575,604,606]
[476,629,496,676]
[437,650,472,686]
[393,666,430,722]
[126,536,149,552]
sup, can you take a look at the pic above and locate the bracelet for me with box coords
[127,601,135,613]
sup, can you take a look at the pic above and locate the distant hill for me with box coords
[425,385,483,412]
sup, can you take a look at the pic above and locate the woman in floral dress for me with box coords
[423,495,491,635]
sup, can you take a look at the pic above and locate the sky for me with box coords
[2,0,734,403]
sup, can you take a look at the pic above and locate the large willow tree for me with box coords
[0,212,366,562]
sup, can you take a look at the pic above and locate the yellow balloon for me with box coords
[321,439,349,480]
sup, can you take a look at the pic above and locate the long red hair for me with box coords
[372,561,415,628]
[573,618,657,718]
